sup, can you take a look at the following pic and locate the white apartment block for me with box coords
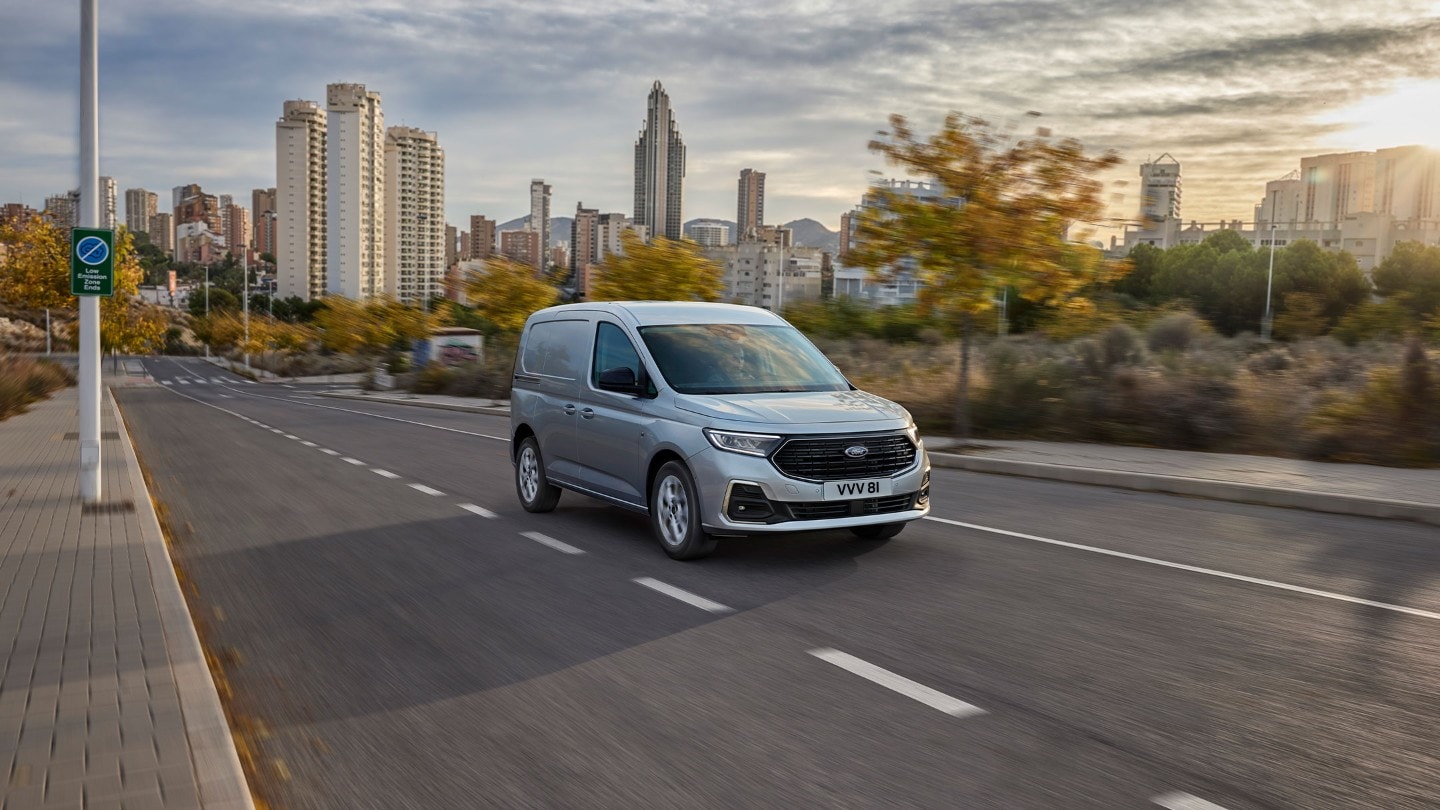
[688,222,728,247]
[708,242,823,311]
[384,126,446,306]
[276,99,328,300]
[1138,155,1181,224]
[124,188,157,236]
[327,83,385,299]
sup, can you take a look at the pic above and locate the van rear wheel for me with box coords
[516,437,561,513]
[651,461,717,560]
[850,522,904,540]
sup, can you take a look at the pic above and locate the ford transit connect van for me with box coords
[510,302,931,559]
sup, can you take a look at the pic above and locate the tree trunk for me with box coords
[955,312,972,442]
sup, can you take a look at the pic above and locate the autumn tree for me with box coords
[461,257,559,332]
[312,295,438,354]
[589,232,723,303]
[848,112,1126,437]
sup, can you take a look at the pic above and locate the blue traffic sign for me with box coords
[76,235,110,265]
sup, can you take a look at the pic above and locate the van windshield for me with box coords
[639,324,850,395]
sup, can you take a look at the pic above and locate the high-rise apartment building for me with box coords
[276,99,328,299]
[124,188,157,236]
[468,215,495,259]
[1139,154,1181,224]
[499,229,543,269]
[737,168,765,241]
[384,126,446,306]
[445,224,458,271]
[327,83,386,299]
[0,204,37,227]
[99,177,117,230]
[149,213,174,255]
[529,179,551,256]
[689,222,728,247]
[1299,151,1374,224]
[571,204,599,288]
[173,184,221,234]
[634,80,686,241]
[44,191,79,228]
[252,187,277,257]
[224,204,252,260]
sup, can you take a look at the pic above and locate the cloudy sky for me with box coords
[3,1,1440,236]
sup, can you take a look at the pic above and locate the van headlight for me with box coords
[704,429,782,457]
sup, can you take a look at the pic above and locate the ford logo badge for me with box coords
[844,445,869,458]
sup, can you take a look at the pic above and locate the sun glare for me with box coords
[1316,79,1440,151]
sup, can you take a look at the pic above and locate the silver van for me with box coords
[510,302,930,559]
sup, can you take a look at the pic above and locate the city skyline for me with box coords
[3,3,1440,233]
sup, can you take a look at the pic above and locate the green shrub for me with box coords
[1146,312,1211,353]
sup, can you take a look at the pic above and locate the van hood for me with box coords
[673,390,909,425]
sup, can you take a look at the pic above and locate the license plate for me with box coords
[823,478,893,500]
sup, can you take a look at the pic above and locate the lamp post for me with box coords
[242,253,250,371]
[1261,223,1277,341]
[203,264,210,357]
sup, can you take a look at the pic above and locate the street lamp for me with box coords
[1261,223,1277,341]
[204,264,210,357]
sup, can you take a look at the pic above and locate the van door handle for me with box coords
[563,404,576,415]
[580,408,595,420]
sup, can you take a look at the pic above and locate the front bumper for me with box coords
[689,445,931,534]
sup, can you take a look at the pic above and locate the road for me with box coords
[115,356,1440,809]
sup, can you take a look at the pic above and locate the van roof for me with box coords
[537,301,784,326]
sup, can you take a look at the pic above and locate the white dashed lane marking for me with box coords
[808,648,985,719]
[161,380,173,385]
[372,469,400,479]
[1153,793,1229,810]
[300,441,317,447]
[319,448,340,456]
[459,504,497,519]
[410,484,444,496]
[342,457,365,466]
[632,578,733,614]
[520,531,585,555]
[283,434,300,440]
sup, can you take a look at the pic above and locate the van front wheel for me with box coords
[651,461,717,560]
[516,437,561,513]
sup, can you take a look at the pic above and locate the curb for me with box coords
[929,452,1440,527]
[316,390,509,414]
[109,392,256,810]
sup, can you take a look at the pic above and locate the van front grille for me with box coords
[787,493,917,520]
[771,432,917,481]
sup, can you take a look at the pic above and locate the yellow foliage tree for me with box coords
[312,295,438,354]
[848,112,1126,436]
[0,215,73,310]
[462,257,559,332]
[589,232,723,303]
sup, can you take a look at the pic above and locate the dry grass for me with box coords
[0,353,74,421]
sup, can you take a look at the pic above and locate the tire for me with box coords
[650,461,718,560]
[850,522,905,540]
[515,436,561,513]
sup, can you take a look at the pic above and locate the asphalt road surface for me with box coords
[115,356,1440,809]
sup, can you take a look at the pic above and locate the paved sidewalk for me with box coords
[0,383,251,809]
[315,387,1440,525]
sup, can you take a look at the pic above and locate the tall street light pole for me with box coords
[1262,223,1278,341]
[77,0,102,503]
[242,252,251,371]
[203,264,210,357]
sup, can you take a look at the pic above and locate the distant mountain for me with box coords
[782,218,839,253]
[495,216,574,248]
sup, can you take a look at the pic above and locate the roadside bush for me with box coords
[1145,311,1211,353]
[0,354,73,421]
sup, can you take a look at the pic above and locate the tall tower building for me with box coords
[737,168,765,241]
[276,99,328,300]
[99,177,117,230]
[1138,154,1181,225]
[148,213,174,255]
[124,188,157,236]
[529,179,552,257]
[252,187,277,258]
[571,204,599,288]
[468,215,495,259]
[634,80,686,241]
[224,204,252,260]
[327,83,386,299]
[384,126,446,306]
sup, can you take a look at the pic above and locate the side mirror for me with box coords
[597,366,639,392]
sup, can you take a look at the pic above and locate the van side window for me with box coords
[521,319,588,379]
[592,322,642,386]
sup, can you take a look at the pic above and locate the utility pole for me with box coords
[77,0,102,503]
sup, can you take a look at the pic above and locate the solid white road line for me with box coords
[255,423,269,428]
[808,648,985,718]
[632,577,733,614]
[520,531,585,555]
[410,483,444,496]
[343,457,365,465]
[319,448,340,456]
[243,380,256,385]
[925,516,1440,622]
[205,387,507,441]
[458,503,497,519]
[300,441,317,447]
[270,428,283,434]
[372,469,400,479]
[1153,792,1229,810]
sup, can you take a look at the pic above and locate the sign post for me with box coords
[77,0,102,504]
